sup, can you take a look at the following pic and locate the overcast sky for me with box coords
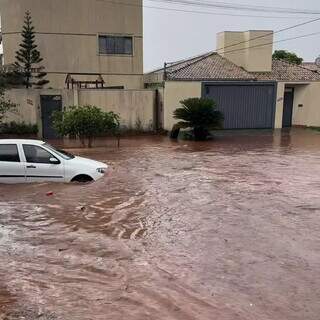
[143,0,320,71]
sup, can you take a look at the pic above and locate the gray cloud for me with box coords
[143,0,320,71]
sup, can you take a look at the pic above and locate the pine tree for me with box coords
[15,11,49,88]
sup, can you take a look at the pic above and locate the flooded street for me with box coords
[1,129,320,320]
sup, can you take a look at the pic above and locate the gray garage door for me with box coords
[203,82,276,129]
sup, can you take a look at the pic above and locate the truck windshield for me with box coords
[43,143,75,160]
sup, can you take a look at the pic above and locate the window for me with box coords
[44,143,75,160]
[23,145,59,164]
[99,35,133,55]
[0,144,20,162]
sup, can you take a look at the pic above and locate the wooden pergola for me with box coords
[65,73,105,89]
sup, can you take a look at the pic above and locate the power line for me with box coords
[101,0,320,67]
[161,0,318,13]
[103,0,320,56]
[167,31,320,75]
[166,16,320,65]
[217,16,320,54]
[147,0,320,15]
[102,0,313,19]
[221,31,320,55]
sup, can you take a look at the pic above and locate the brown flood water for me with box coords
[0,128,320,320]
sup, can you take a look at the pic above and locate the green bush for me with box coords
[173,97,224,141]
[309,127,320,132]
[0,121,38,135]
[52,105,120,147]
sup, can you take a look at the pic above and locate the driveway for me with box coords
[0,129,320,320]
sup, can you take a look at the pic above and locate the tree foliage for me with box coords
[0,87,16,124]
[0,70,24,88]
[15,11,49,88]
[173,97,224,140]
[272,50,303,65]
[52,105,120,147]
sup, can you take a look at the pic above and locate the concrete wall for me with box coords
[144,71,164,84]
[274,82,285,129]
[0,0,143,89]
[156,87,165,130]
[3,89,74,137]
[292,82,320,127]
[217,30,273,72]
[275,81,320,128]
[160,80,320,131]
[78,89,155,130]
[163,81,202,131]
[3,88,155,135]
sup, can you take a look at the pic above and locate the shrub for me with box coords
[52,105,120,147]
[173,97,224,140]
[0,121,38,135]
[0,87,17,124]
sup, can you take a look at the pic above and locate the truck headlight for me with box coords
[96,168,107,174]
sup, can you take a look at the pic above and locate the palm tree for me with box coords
[173,98,223,140]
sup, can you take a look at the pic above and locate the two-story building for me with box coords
[0,0,143,89]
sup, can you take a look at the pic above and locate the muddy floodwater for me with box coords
[0,129,320,320]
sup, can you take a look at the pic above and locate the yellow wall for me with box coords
[0,0,143,89]
[163,81,202,131]
[216,32,246,69]
[217,30,273,72]
[275,82,320,128]
[78,89,155,130]
[292,83,320,127]
[3,88,155,136]
[3,89,74,137]
[162,80,320,131]
[3,90,39,125]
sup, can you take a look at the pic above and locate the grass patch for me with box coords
[308,126,320,132]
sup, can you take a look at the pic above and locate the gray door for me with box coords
[203,83,276,129]
[282,89,294,128]
[41,95,62,139]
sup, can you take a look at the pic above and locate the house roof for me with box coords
[147,52,320,82]
[167,52,254,80]
[251,60,320,81]
[302,62,320,73]
[163,52,255,81]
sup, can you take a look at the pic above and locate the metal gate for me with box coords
[203,82,277,129]
[40,95,62,139]
[282,88,294,128]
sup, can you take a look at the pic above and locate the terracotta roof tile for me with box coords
[167,53,254,80]
[302,62,320,73]
[251,59,320,81]
[147,52,320,82]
